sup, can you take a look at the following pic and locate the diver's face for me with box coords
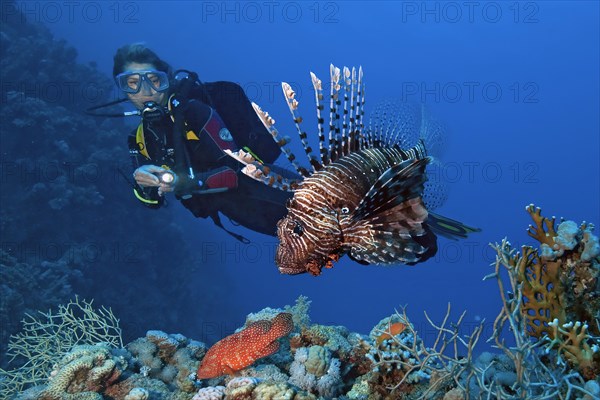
[122,62,168,110]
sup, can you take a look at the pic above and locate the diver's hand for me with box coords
[134,165,178,196]
[157,176,177,196]
[133,165,164,187]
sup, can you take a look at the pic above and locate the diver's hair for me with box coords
[112,43,172,77]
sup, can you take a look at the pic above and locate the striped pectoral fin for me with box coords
[346,209,437,266]
[426,212,481,240]
[352,157,430,221]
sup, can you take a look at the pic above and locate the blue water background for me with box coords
[20,1,600,347]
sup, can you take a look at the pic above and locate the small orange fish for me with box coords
[197,312,293,379]
[376,321,407,346]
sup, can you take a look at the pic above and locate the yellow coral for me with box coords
[499,205,600,377]
[508,245,567,338]
[526,204,557,246]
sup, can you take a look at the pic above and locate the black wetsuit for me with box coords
[128,81,293,237]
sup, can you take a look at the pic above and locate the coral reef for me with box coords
[127,330,206,393]
[3,263,600,400]
[489,205,600,380]
[194,376,318,400]
[38,343,126,400]
[288,346,343,397]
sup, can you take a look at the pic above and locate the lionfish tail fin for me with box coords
[426,212,481,240]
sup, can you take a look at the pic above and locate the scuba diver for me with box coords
[104,44,294,241]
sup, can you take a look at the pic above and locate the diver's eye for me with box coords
[292,221,303,236]
[127,77,139,90]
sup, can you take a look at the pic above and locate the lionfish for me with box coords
[226,65,479,276]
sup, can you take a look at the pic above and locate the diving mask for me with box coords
[115,70,170,94]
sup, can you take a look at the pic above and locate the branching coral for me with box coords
[365,305,484,399]
[488,205,600,379]
[356,205,599,399]
[546,320,598,379]
[484,238,599,398]
[0,296,122,398]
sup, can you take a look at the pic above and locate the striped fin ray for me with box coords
[281,82,321,173]
[383,102,401,147]
[348,193,440,265]
[341,67,351,157]
[364,106,377,149]
[389,105,416,148]
[400,139,428,160]
[353,66,365,152]
[367,100,388,148]
[251,102,310,178]
[328,65,342,163]
[346,67,359,155]
[352,157,430,222]
[309,72,328,167]
[345,197,435,265]
[240,162,300,192]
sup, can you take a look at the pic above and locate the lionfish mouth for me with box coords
[275,246,304,275]
[275,246,321,276]
[276,253,342,277]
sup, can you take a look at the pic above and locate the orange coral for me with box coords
[509,245,566,338]
[196,313,293,379]
[503,205,600,378]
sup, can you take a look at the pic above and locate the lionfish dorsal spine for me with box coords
[310,72,328,168]
[251,102,309,178]
[354,66,365,152]
[384,103,398,147]
[241,162,299,192]
[388,105,403,147]
[418,104,430,143]
[328,64,342,163]
[281,82,321,173]
[341,66,351,158]
[348,67,361,154]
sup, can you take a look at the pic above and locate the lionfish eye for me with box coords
[292,221,303,236]
[341,206,350,214]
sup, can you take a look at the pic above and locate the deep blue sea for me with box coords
[3,0,599,354]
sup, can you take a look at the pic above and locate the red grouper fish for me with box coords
[196,312,294,379]
[225,65,480,276]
